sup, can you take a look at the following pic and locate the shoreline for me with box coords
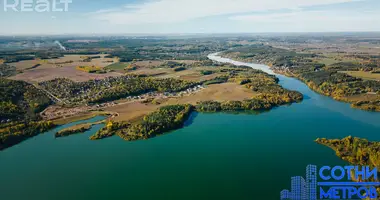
[212,53,380,112]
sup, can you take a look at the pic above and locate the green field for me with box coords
[339,71,380,81]
[105,62,130,70]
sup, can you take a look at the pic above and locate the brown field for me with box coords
[128,67,221,82]
[165,82,256,105]
[7,54,121,82]
[129,68,173,77]
[343,93,380,102]
[8,54,118,71]
[177,72,222,82]
[132,60,198,68]
[52,111,108,125]
[104,101,161,122]
[9,65,121,83]
[104,82,255,122]
[8,59,44,70]
[339,71,380,81]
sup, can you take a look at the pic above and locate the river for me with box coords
[0,54,379,200]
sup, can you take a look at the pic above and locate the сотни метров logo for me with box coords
[3,0,72,12]
[281,165,379,199]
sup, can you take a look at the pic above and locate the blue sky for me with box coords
[0,0,379,35]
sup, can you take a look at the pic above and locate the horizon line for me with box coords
[1,31,380,37]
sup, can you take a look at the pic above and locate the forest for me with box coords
[316,135,380,199]
[116,105,193,141]
[0,79,56,150]
[90,121,130,140]
[0,78,52,123]
[316,136,380,167]
[0,121,55,150]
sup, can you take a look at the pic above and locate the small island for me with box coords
[55,123,93,138]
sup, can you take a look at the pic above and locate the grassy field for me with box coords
[9,65,122,83]
[104,101,161,122]
[339,71,380,81]
[8,54,121,82]
[105,82,256,123]
[343,93,380,102]
[313,53,355,66]
[52,111,110,125]
[104,62,130,71]
[165,82,256,105]
[8,54,117,71]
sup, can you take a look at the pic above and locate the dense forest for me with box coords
[0,78,52,123]
[316,136,380,167]
[120,104,193,140]
[0,79,56,150]
[114,105,193,141]
[222,45,380,111]
[0,121,55,150]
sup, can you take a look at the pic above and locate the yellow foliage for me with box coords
[76,66,103,73]
[106,121,113,129]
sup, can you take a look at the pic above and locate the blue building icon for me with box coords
[306,165,317,200]
[292,176,306,200]
[280,165,317,200]
[281,189,291,200]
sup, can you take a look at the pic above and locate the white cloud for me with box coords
[229,10,379,23]
[90,0,359,24]
[229,10,380,32]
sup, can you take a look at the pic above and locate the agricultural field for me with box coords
[9,65,121,83]
[7,54,121,83]
[339,71,380,81]
[104,101,161,122]
[165,82,256,105]
[8,54,117,71]
[104,82,257,122]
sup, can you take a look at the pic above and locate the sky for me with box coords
[0,0,379,35]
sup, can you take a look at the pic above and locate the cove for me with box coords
[0,55,379,200]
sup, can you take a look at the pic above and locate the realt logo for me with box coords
[3,0,72,12]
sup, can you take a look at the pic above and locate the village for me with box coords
[40,85,205,121]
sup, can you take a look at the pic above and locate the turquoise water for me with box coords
[0,56,379,200]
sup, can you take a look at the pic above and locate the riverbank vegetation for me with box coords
[316,136,380,167]
[221,45,380,112]
[90,121,130,140]
[117,104,193,141]
[0,121,56,150]
[55,123,92,138]
[316,136,380,194]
